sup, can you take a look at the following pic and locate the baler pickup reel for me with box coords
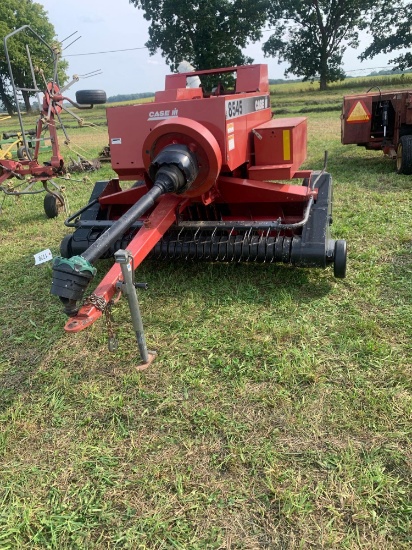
[0,25,106,217]
[51,64,347,364]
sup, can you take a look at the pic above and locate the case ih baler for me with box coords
[342,88,412,174]
[51,64,347,362]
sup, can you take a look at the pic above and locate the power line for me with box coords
[345,66,404,73]
[65,46,148,57]
[63,28,281,57]
[62,44,405,76]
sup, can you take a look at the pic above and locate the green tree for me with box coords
[263,0,375,90]
[0,0,67,115]
[360,1,412,70]
[129,0,269,77]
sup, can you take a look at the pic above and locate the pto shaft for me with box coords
[51,144,199,313]
[82,184,164,264]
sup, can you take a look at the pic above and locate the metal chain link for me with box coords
[83,293,118,351]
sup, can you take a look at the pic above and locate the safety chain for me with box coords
[83,293,118,351]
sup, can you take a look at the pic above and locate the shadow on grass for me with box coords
[0,197,49,227]
[143,258,332,301]
[326,148,412,191]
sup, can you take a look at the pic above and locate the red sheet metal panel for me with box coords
[106,92,271,178]
[251,117,307,177]
[341,95,373,144]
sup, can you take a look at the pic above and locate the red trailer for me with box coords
[341,88,412,174]
[51,64,347,363]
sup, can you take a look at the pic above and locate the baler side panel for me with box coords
[405,93,412,125]
[107,101,228,178]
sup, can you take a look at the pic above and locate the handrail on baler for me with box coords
[164,64,269,94]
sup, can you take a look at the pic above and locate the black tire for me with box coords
[60,234,72,258]
[399,125,412,138]
[17,146,33,160]
[396,135,412,174]
[334,239,347,279]
[44,193,64,219]
[75,89,107,105]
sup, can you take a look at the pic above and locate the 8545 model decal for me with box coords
[225,95,269,120]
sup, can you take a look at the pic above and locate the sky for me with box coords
[36,0,402,99]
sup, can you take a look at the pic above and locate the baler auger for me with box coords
[0,25,106,217]
[51,64,347,363]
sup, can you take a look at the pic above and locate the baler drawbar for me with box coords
[51,64,347,363]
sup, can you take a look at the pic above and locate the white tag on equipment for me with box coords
[34,248,53,265]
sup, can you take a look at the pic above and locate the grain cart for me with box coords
[0,25,106,217]
[342,88,412,174]
[51,64,347,365]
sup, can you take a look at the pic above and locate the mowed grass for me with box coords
[0,78,411,548]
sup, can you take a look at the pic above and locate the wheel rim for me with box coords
[396,143,403,171]
[55,193,65,215]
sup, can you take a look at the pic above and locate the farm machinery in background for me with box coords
[0,25,106,217]
[342,88,412,174]
[51,64,347,366]
[0,128,51,161]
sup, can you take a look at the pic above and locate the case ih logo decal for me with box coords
[347,100,371,123]
[148,108,179,121]
[225,95,269,120]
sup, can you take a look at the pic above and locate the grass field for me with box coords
[0,75,411,548]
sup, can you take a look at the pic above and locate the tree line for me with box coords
[1,0,412,114]
[106,92,154,103]
[129,0,412,91]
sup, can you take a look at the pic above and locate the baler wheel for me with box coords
[396,135,412,174]
[44,192,64,218]
[333,239,347,279]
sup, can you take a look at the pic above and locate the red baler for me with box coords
[51,64,346,358]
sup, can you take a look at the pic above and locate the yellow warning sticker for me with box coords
[347,100,371,123]
[282,129,291,161]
